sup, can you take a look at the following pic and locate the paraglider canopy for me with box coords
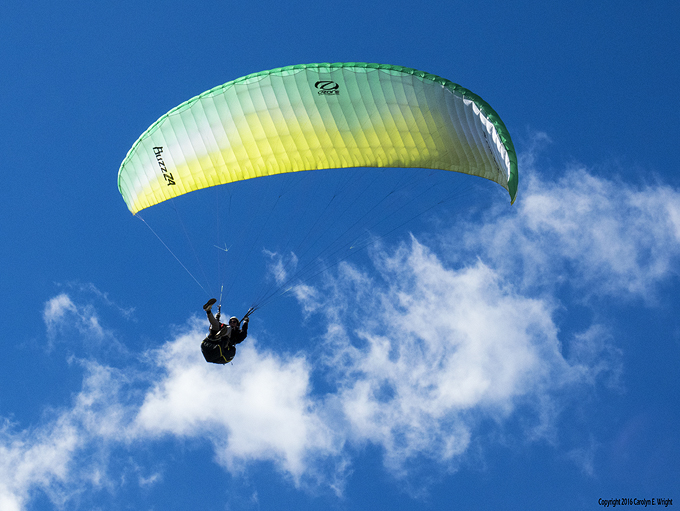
[118,63,517,215]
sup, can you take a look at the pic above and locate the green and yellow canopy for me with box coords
[118,63,517,214]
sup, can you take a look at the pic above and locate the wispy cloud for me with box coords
[263,249,299,287]
[298,239,580,478]
[42,290,130,356]
[456,151,680,300]
[43,294,80,338]
[0,361,133,510]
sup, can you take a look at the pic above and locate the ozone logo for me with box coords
[314,80,340,95]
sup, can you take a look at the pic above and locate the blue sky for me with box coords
[1,1,679,510]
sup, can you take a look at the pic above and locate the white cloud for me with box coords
[41,290,130,356]
[43,294,78,333]
[299,238,581,476]
[1,309,344,509]
[263,249,299,287]
[566,324,623,389]
[457,163,680,300]
[133,319,342,483]
[43,293,106,345]
[282,155,678,477]
[566,435,598,476]
[0,362,130,510]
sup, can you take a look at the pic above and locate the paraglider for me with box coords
[118,63,518,357]
[200,298,249,364]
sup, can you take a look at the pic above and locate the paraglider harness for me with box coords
[201,306,255,364]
